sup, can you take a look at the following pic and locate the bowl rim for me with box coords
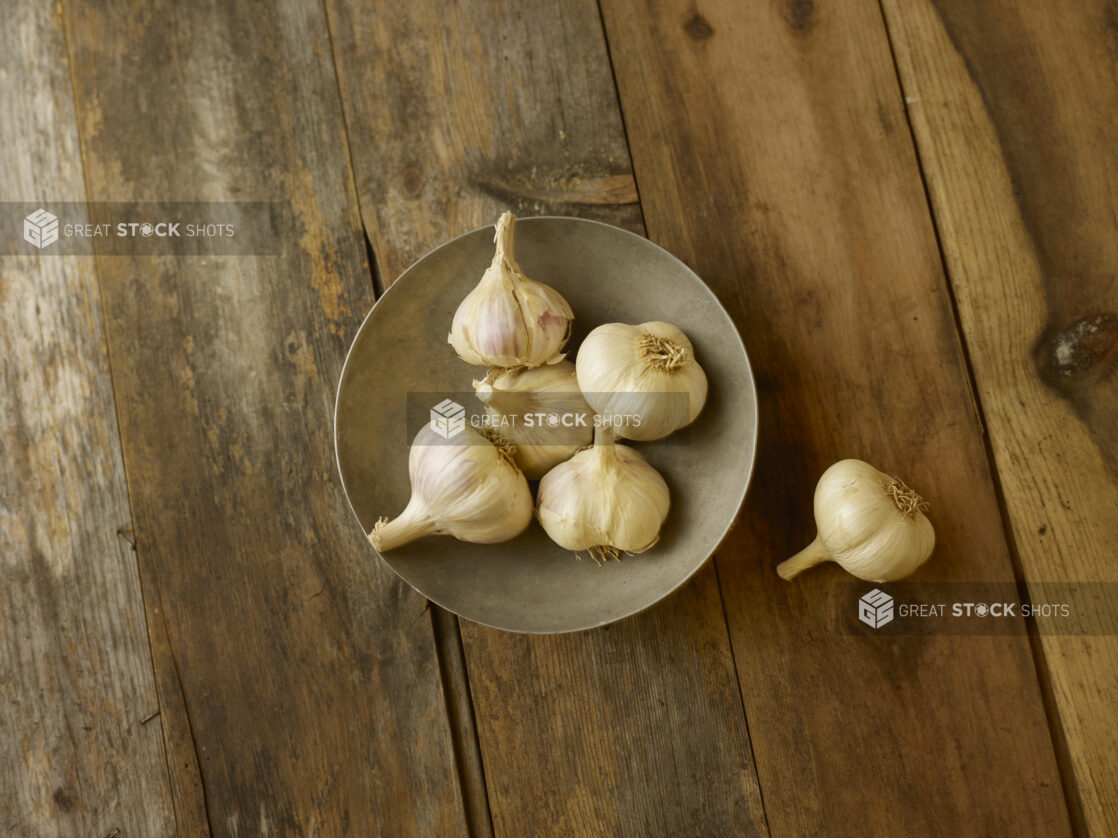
[333,214,759,633]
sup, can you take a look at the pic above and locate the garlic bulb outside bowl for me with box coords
[474,361,594,479]
[777,459,935,583]
[370,424,533,552]
[576,321,708,442]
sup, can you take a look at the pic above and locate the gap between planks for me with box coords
[430,606,496,838]
[710,558,772,833]
[349,176,489,834]
[871,2,1086,833]
[593,0,649,236]
[320,0,385,301]
[322,1,485,825]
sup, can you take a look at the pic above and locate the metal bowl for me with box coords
[334,217,757,633]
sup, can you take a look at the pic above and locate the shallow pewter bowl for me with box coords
[334,217,757,633]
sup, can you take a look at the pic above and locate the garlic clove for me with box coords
[473,361,594,479]
[537,427,670,562]
[449,212,573,368]
[575,321,708,441]
[777,459,935,583]
[370,423,533,552]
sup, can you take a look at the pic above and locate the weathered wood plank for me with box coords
[60,0,468,834]
[325,0,643,281]
[599,0,1072,834]
[464,578,766,836]
[325,0,769,834]
[879,0,1118,832]
[0,3,176,836]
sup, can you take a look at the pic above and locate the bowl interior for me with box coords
[335,217,757,633]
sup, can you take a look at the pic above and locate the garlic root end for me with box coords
[588,544,622,565]
[638,332,688,372]
[883,477,929,519]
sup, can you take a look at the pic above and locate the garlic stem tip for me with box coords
[776,536,828,581]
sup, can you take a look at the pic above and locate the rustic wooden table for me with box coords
[2,1,1115,836]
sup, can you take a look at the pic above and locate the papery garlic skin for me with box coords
[777,459,935,583]
[474,361,593,479]
[370,424,533,552]
[537,430,670,560]
[449,212,574,367]
[575,321,708,441]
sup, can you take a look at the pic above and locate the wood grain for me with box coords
[464,576,767,837]
[325,0,643,281]
[599,0,1072,834]
[879,0,1118,832]
[325,0,769,834]
[0,3,175,835]
[59,0,468,834]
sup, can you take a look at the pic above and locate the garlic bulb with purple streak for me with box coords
[449,212,573,367]
[370,424,532,552]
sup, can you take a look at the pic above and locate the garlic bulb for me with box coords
[777,459,935,583]
[370,424,533,552]
[537,427,670,562]
[575,321,708,441]
[449,212,574,367]
[474,361,594,479]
